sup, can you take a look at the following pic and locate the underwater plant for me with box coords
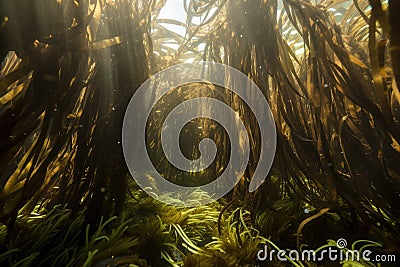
[204,0,400,249]
[0,0,399,266]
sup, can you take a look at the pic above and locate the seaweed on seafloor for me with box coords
[175,208,266,266]
[0,205,150,267]
[0,187,393,267]
[0,206,83,266]
[0,187,222,266]
[124,186,223,266]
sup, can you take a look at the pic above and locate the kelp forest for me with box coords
[0,0,399,266]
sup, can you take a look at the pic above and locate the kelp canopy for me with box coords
[0,0,399,264]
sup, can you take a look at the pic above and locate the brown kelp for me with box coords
[0,0,399,265]
[0,0,159,226]
[204,0,399,247]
